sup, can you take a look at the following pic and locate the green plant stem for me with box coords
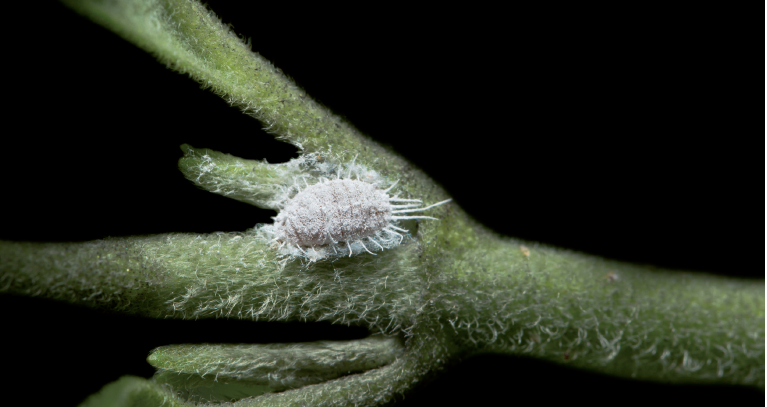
[428,226,764,386]
[0,238,178,317]
[60,0,384,163]
[2,224,762,389]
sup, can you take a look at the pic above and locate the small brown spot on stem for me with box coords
[605,271,619,282]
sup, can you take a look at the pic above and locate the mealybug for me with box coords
[267,163,450,262]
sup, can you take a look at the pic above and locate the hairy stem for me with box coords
[0,239,175,316]
[60,0,384,163]
[430,226,764,386]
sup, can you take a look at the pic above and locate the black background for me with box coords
[1,1,763,405]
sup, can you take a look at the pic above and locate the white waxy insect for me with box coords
[271,177,450,261]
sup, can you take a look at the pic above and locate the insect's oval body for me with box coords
[274,179,392,247]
